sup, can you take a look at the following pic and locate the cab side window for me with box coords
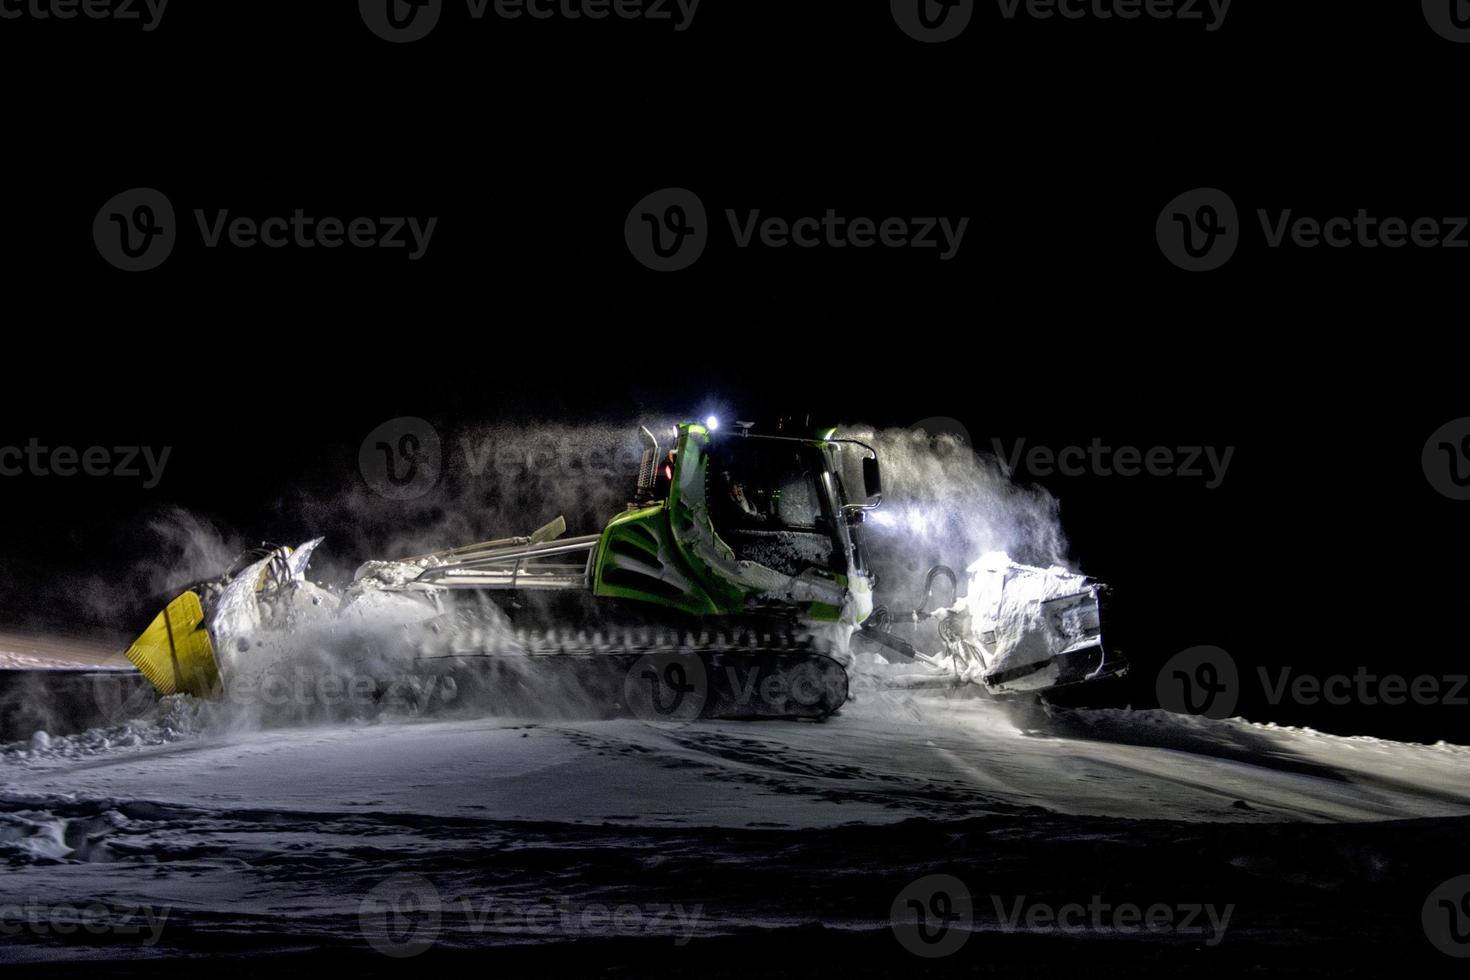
[711,442,823,531]
[706,439,838,577]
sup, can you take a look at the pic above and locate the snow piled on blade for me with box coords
[960,551,1102,679]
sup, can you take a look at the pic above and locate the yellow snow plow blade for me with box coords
[124,591,222,698]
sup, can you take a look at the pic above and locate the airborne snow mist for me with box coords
[139,420,1066,618]
[53,508,245,630]
[300,421,661,572]
[838,425,1068,606]
[143,507,244,595]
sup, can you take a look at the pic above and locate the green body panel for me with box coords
[804,603,843,623]
[591,424,749,616]
[590,422,874,625]
[591,503,734,615]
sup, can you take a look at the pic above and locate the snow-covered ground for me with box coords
[7,693,1470,828]
[3,674,1470,965]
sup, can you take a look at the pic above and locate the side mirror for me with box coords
[862,456,882,507]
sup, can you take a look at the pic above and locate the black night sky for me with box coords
[1,2,1465,740]
[3,7,1470,979]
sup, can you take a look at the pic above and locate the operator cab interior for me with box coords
[706,436,840,576]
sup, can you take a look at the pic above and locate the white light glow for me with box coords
[706,415,720,431]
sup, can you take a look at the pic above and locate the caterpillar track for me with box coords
[408,624,850,722]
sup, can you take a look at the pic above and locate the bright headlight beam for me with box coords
[706,415,720,431]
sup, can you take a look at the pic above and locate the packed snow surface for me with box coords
[2,676,1469,962]
[7,690,1470,830]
